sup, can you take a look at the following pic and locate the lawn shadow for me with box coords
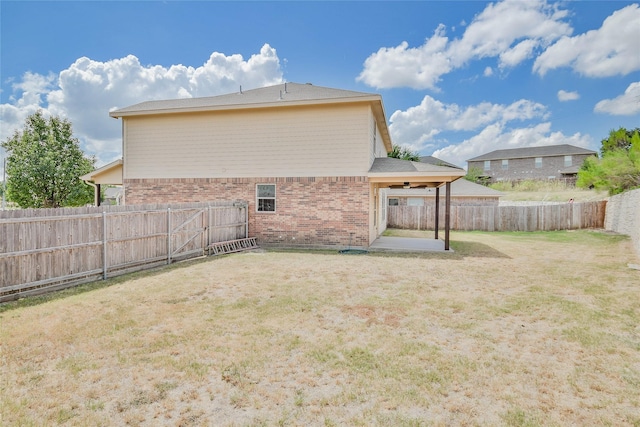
[0,255,220,313]
[366,239,510,260]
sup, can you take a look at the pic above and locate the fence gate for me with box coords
[168,207,208,263]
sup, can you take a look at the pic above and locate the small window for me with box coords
[256,184,276,212]
[388,198,399,206]
[501,159,508,170]
[564,155,572,167]
[407,198,424,207]
[484,160,491,171]
[535,157,542,168]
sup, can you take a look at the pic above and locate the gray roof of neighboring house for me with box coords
[110,82,381,116]
[387,178,503,197]
[419,156,463,169]
[467,144,597,162]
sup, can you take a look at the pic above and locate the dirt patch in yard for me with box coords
[1,230,639,426]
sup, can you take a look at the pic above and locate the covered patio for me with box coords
[368,157,465,251]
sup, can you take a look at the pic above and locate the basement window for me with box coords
[256,184,276,212]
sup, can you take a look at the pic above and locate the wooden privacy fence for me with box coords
[0,201,249,302]
[387,201,607,232]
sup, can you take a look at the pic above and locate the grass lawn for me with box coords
[1,230,639,426]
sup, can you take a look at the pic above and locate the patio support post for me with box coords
[445,181,451,250]
[434,186,440,240]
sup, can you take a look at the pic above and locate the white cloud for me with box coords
[557,90,580,101]
[359,0,572,89]
[499,39,538,69]
[594,82,640,115]
[432,122,592,167]
[534,4,640,77]
[388,94,591,168]
[389,95,548,150]
[356,25,451,90]
[448,0,570,67]
[1,44,283,166]
[483,67,493,77]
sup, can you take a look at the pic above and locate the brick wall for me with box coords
[125,176,370,248]
[470,153,594,182]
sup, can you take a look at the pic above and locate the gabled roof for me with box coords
[467,144,597,162]
[80,158,123,185]
[368,157,465,187]
[109,82,393,151]
[419,155,463,169]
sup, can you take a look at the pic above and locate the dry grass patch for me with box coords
[488,180,607,202]
[1,230,639,426]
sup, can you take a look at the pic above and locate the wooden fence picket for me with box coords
[387,201,607,232]
[0,201,248,302]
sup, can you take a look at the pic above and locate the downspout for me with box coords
[82,179,99,206]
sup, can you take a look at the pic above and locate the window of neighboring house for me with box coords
[564,155,572,167]
[388,198,399,206]
[535,157,543,168]
[407,198,424,206]
[502,159,509,170]
[484,160,491,171]
[256,184,276,212]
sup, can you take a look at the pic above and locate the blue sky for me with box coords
[1,0,639,173]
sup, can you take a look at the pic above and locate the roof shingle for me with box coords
[110,82,380,116]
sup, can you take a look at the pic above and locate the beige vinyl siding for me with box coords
[369,117,388,166]
[124,103,372,179]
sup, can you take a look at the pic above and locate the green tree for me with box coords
[577,128,640,195]
[600,127,640,155]
[388,144,421,161]
[1,111,95,208]
[464,166,485,184]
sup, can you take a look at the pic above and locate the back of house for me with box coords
[109,82,464,248]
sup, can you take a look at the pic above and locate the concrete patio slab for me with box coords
[368,236,451,252]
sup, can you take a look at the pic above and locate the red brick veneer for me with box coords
[124,177,370,248]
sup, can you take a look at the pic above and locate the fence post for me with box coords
[245,203,249,239]
[102,211,108,280]
[206,206,211,255]
[167,208,172,264]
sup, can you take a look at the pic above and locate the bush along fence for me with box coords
[387,201,607,232]
[0,201,248,302]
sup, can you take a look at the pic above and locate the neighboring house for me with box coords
[386,156,503,206]
[107,82,464,249]
[80,159,123,206]
[467,144,597,183]
[103,187,123,205]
